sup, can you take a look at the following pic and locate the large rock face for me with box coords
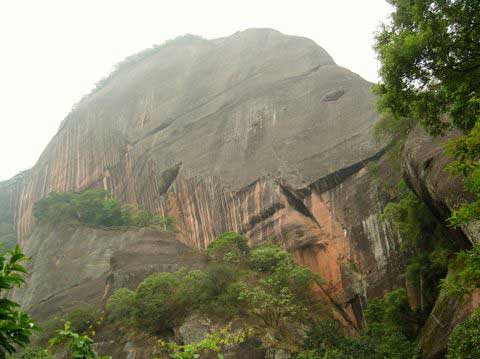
[14,225,204,320]
[4,29,408,332]
[402,126,479,358]
[13,28,381,244]
[403,125,479,245]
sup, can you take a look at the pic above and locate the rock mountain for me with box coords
[0,28,471,357]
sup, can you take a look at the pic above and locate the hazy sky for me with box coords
[0,0,392,181]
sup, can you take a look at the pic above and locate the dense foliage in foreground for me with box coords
[0,246,36,356]
[107,232,324,354]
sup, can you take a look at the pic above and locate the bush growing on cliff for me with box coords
[106,233,323,351]
[374,0,480,227]
[105,288,135,325]
[249,244,292,272]
[382,182,454,314]
[298,289,418,359]
[440,242,480,299]
[206,232,249,263]
[447,308,480,359]
[33,189,171,229]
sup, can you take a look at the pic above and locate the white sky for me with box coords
[0,0,392,181]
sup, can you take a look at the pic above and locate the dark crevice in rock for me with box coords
[280,183,323,229]
[132,121,174,145]
[244,202,285,232]
[282,63,326,82]
[403,173,470,250]
[37,282,81,307]
[347,294,367,329]
[306,147,387,195]
[321,89,345,102]
[318,284,358,332]
[157,162,182,195]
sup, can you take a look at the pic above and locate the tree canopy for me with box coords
[374,0,480,135]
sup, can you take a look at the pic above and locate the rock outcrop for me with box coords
[6,29,409,337]
[402,126,480,358]
[14,225,204,320]
[403,126,479,245]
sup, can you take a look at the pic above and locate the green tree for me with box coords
[382,181,454,313]
[248,244,292,272]
[206,232,249,263]
[33,190,165,228]
[447,308,480,359]
[105,288,136,324]
[374,0,480,225]
[154,324,250,359]
[49,322,110,359]
[440,242,480,298]
[374,0,480,135]
[0,245,37,356]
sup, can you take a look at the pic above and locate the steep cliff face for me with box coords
[403,126,479,245]
[14,225,205,321]
[8,29,408,332]
[402,126,479,358]
[13,28,382,243]
[0,171,29,249]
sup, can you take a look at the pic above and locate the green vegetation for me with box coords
[446,122,480,227]
[154,324,251,359]
[374,2,480,357]
[447,308,480,359]
[33,189,174,229]
[36,304,101,345]
[0,245,36,356]
[440,242,480,299]
[106,233,323,353]
[206,232,249,263]
[0,245,107,359]
[374,0,480,225]
[48,322,110,359]
[382,181,454,314]
[374,0,480,135]
[297,289,418,359]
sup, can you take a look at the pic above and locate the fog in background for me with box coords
[0,0,392,180]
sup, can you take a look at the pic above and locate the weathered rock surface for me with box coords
[13,28,382,244]
[14,225,204,320]
[402,126,480,358]
[0,171,28,249]
[403,125,479,244]
[9,29,407,338]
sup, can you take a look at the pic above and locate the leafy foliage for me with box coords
[248,244,292,272]
[6,347,53,359]
[133,270,214,332]
[106,233,323,354]
[49,322,110,359]
[446,121,480,226]
[440,242,480,298]
[105,288,135,325]
[33,189,173,229]
[374,0,480,135]
[374,0,480,226]
[382,182,453,312]
[0,245,37,356]
[154,324,251,359]
[447,308,480,359]
[206,232,249,263]
[298,289,418,359]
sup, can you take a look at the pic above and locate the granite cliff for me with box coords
[0,28,471,357]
